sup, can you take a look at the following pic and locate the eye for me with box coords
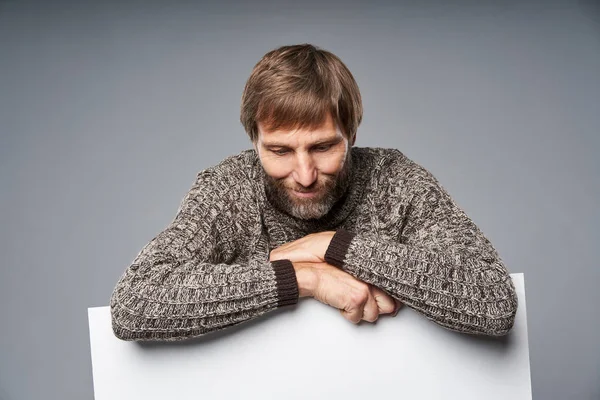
[314,145,332,152]
[271,149,290,156]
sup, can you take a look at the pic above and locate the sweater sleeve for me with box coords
[110,168,299,342]
[324,166,518,337]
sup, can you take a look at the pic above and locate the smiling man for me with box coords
[110,44,518,341]
[257,112,353,220]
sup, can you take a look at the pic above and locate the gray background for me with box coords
[0,0,598,399]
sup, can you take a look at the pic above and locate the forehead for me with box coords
[257,113,342,146]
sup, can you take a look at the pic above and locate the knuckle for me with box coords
[340,310,359,324]
[349,290,369,307]
[365,314,378,323]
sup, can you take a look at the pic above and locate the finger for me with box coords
[392,299,404,317]
[340,286,371,324]
[340,306,363,324]
[371,286,397,315]
[361,288,380,322]
[268,249,278,261]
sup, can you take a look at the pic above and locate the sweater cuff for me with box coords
[324,228,356,268]
[272,259,299,307]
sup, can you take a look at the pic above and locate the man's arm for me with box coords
[324,161,518,337]
[110,166,299,341]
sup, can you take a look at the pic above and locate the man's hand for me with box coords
[269,231,336,264]
[293,261,403,324]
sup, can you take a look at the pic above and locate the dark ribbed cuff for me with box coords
[324,228,356,268]
[272,259,299,307]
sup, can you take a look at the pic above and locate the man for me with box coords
[110,43,518,341]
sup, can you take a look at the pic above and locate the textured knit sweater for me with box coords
[110,147,518,341]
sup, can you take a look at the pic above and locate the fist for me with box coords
[292,261,403,323]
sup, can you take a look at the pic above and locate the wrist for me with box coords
[324,228,355,268]
[291,262,318,298]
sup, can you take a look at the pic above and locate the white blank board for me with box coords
[88,273,531,399]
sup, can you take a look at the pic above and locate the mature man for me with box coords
[110,43,518,341]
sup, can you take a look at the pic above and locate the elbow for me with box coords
[481,305,517,337]
[478,286,519,337]
[109,279,212,342]
[110,306,138,341]
[110,285,145,341]
[473,259,519,337]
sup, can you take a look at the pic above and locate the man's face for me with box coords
[254,112,354,220]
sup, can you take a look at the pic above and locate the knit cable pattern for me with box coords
[110,147,517,340]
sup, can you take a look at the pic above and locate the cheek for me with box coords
[315,150,347,175]
[260,156,293,180]
[317,158,343,175]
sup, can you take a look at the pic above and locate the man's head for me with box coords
[240,44,363,220]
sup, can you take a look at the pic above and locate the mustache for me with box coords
[282,180,332,193]
[287,186,322,193]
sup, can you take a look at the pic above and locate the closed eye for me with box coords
[314,145,332,152]
[270,144,332,156]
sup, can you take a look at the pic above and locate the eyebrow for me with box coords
[262,137,342,149]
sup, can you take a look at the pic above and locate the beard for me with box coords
[263,151,353,220]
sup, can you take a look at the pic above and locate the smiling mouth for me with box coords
[294,189,317,193]
[291,189,320,198]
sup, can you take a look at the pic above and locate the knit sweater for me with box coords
[110,147,518,341]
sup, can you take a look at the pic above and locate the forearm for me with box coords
[110,254,298,341]
[325,229,518,336]
[109,164,302,341]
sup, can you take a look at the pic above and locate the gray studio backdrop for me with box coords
[1,0,598,399]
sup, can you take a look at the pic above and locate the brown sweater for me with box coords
[110,147,518,341]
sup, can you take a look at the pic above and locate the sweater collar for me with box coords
[248,147,370,235]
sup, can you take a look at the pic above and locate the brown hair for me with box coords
[240,43,363,144]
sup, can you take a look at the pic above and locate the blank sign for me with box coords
[88,273,531,399]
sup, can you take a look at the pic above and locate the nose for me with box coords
[292,153,318,188]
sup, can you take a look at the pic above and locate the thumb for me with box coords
[370,286,396,315]
[391,299,403,316]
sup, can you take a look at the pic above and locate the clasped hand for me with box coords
[269,231,403,324]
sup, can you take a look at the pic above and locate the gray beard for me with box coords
[263,152,353,220]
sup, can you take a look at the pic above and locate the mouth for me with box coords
[290,189,320,198]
